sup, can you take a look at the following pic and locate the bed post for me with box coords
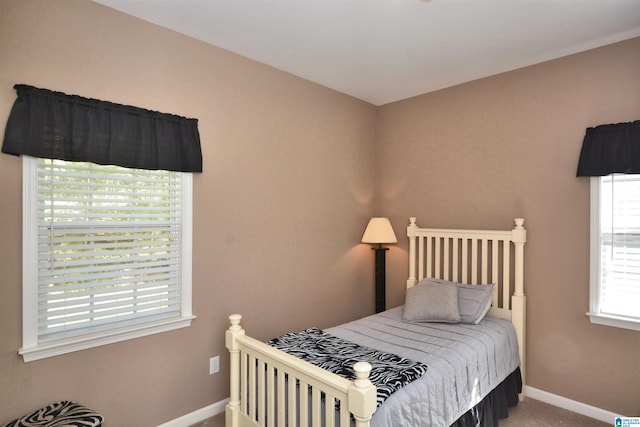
[348,362,377,427]
[407,217,418,288]
[511,218,527,398]
[225,314,244,427]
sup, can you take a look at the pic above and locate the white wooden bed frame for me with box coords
[226,217,526,427]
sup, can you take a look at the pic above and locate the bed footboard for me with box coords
[226,314,377,427]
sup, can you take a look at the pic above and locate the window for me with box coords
[3,84,201,361]
[20,156,194,362]
[588,174,640,331]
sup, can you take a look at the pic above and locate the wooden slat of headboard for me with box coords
[452,238,460,282]
[434,237,441,278]
[503,242,511,310]
[418,237,425,279]
[461,237,468,282]
[481,239,488,284]
[491,242,499,308]
[443,238,450,280]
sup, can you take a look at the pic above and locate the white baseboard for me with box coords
[525,386,622,423]
[157,398,228,427]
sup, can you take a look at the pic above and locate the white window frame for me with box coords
[588,175,640,332]
[19,156,195,362]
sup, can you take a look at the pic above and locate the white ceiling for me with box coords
[93,0,640,106]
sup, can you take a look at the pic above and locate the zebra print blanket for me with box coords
[268,327,428,408]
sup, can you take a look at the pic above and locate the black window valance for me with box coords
[576,120,640,177]
[2,84,202,172]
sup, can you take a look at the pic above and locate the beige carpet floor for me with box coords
[190,398,611,426]
[499,398,610,427]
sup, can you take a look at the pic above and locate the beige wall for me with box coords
[1,0,639,424]
[0,0,377,424]
[377,37,640,416]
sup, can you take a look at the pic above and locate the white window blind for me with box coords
[21,157,194,361]
[589,174,640,331]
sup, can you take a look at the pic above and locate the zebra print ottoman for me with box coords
[3,401,103,427]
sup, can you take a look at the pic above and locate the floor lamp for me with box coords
[361,217,397,313]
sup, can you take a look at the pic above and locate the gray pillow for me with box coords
[457,283,494,324]
[403,280,461,323]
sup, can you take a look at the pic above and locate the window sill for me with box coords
[587,312,640,332]
[19,315,196,362]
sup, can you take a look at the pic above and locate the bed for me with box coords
[226,217,527,427]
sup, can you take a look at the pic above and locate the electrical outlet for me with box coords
[209,356,220,374]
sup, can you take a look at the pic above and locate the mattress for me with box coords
[325,306,520,427]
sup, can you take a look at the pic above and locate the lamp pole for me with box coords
[373,244,388,313]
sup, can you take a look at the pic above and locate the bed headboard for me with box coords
[406,217,527,388]
[406,217,526,318]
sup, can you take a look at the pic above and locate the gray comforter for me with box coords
[326,307,520,427]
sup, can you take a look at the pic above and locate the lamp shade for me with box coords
[361,217,397,244]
